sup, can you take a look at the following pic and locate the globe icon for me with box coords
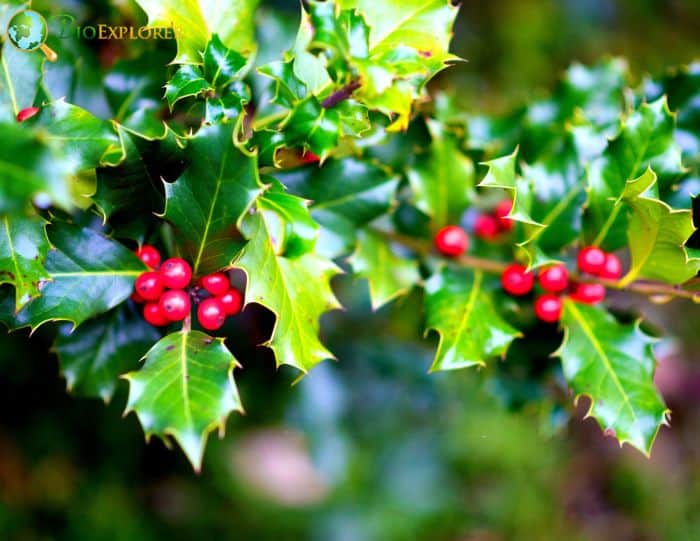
[7,10,48,52]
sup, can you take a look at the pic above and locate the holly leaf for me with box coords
[54,304,160,402]
[235,212,341,372]
[557,300,669,456]
[585,97,684,249]
[619,169,700,285]
[0,215,50,310]
[163,122,263,275]
[134,0,259,64]
[349,229,420,310]
[425,268,520,372]
[408,120,474,228]
[164,65,213,109]
[257,178,319,258]
[0,41,43,121]
[12,223,146,330]
[203,34,252,86]
[124,330,243,472]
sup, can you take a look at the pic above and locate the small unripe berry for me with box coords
[143,303,169,327]
[538,264,569,293]
[17,107,40,122]
[577,246,606,275]
[159,289,191,322]
[197,298,227,331]
[599,253,623,280]
[572,283,606,304]
[160,258,192,289]
[494,199,514,231]
[434,226,469,257]
[135,271,165,301]
[136,245,161,269]
[535,294,563,323]
[501,264,535,296]
[219,288,243,316]
[474,214,500,240]
[199,273,230,296]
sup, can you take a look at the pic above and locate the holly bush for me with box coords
[1,0,698,472]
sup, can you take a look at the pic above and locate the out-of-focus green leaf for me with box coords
[55,304,160,402]
[235,212,341,372]
[557,301,669,456]
[0,41,43,121]
[124,330,243,471]
[349,229,420,310]
[425,268,520,372]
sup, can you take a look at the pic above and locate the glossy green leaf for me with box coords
[619,169,700,285]
[408,120,474,228]
[203,34,251,86]
[164,65,213,109]
[163,122,263,275]
[0,41,43,121]
[425,268,520,372]
[557,300,669,456]
[124,330,243,471]
[235,212,341,372]
[0,215,50,310]
[12,223,146,330]
[54,304,160,402]
[135,0,259,64]
[349,229,420,310]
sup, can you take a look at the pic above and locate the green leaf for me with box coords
[408,120,474,228]
[124,330,243,472]
[0,215,50,310]
[585,97,683,249]
[257,178,319,258]
[203,34,251,86]
[0,41,43,121]
[164,65,213,109]
[135,0,259,64]
[349,229,420,310]
[425,268,521,372]
[235,213,341,372]
[163,122,263,275]
[619,169,700,285]
[557,300,669,456]
[12,223,146,330]
[0,122,73,214]
[54,304,160,402]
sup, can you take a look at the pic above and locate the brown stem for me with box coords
[377,228,700,302]
[321,80,361,109]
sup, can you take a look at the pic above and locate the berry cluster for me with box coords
[474,199,514,240]
[131,245,243,331]
[501,246,623,323]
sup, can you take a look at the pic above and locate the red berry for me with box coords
[130,290,146,304]
[495,199,514,231]
[160,258,192,289]
[16,107,40,122]
[577,246,606,275]
[219,288,243,316]
[571,283,606,304]
[135,271,165,301]
[136,245,161,269]
[199,273,230,296]
[535,294,563,323]
[501,264,535,296]
[599,253,623,280]
[143,303,169,327]
[159,290,191,322]
[434,226,469,257]
[197,298,227,331]
[538,264,569,293]
[300,150,320,164]
[474,214,500,240]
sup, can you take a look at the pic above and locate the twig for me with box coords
[321,80,361,109]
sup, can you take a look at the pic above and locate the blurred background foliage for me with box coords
[1,0,700,540]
